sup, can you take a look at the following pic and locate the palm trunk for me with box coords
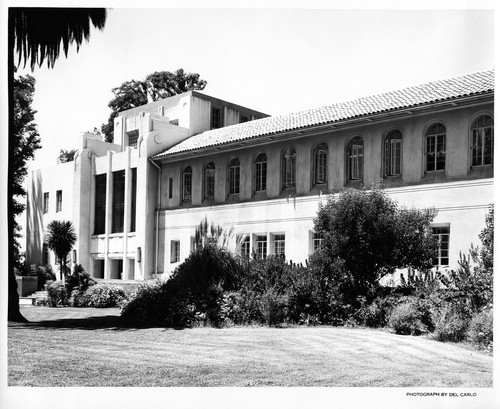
[7,9,27,323]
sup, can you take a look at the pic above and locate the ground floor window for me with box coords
[255,235,267,259]
[273,234,286,258]
[170,240,181,263]
[432,225,450,267]
[240,235,250,258]
[312,232,324,252]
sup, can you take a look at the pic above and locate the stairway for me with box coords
[20,290,49,305]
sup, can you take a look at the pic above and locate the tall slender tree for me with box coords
[8,8,107,322]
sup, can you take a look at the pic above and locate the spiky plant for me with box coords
[46,220,77,282]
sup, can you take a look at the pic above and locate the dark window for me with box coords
[168,178,173,199]
[182,166,192,201]
[211,107,222,129]
[273,234,286,258]
[240,235,250,258]
[313,143,328,185]
[255,152,267,192]
[282,147,296,189]
[204,162,215,200]
[130,168,137,233]
[112,170,125,233]
[471,115,494,167]
[346,137,363,181]
[228,158,240,195]
[383,130,402,177]
[426,123,446,172]
[56,190,62,212]
[43,192,49,214]
[94,174,107,235]
[240,115,249,123]
[432,226,450,266]
[42,243,49,265]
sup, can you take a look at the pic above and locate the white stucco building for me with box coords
[26,70,494,283]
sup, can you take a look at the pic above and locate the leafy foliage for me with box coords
[57,148,77,163]
[71,283,129,308]
[45,220,77,281]
[101,69,207,141]
[313,188,437,301]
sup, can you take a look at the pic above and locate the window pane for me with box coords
[112,170,125,233]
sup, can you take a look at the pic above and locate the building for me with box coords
[26,70,494,283]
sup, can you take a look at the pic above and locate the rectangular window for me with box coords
[183,170,192,201]
[255,161,267,192]
[211,107,222,129]
[432,226,450,266]
[94,174,107,235]
[256,235,267,260]
[426,135,446,172]
[130,168,137,233]
[43,192,49,214]
[273,234,286,259]
[240,235,250,258]
[229,165,240,195]
[390,139,402,175]
[42,243,49,265]
[112,170,125,233]
[168,178,173,199]
[56,190,62,212]
[313,232,323,252]
[472,128,493,166]
[170,240,180,263]
[350,144,363,180]
[316,150,328,184]
[205,168,215,199]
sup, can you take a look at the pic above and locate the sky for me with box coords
[10,5,495,170]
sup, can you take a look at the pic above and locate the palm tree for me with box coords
[46,220,77,282]
[8,8,106,321]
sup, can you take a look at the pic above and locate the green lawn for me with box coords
[8,306,492,387]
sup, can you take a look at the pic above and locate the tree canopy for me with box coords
[57,148,77,163]
[101,69,207,141]
[46,220,77,281]
[312,188,437,298]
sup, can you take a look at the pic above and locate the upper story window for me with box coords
[383,130,402,177]
[112,170,125,233]
[313,143,328,186]
[255,152,267,193]
[204,162,215,200]
[346,136,364,181]
[282,147,296,189]
[228,158,240,195]
[43,192,49,214]
[425,123,446,172]
[94,174,107,235]
[240,115,249,123]
[182,166,192,202]
[130,168,137,233]
[471,115,494,167]
[56,190,62,212]
[211,107,222,129]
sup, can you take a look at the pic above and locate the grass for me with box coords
[8,306,493,387]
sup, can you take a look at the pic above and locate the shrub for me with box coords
[259,288,290,327]
[75,283,129,308]
[121,280,170,323]
[388,297,429,335]
[46,281,65,307]
[467,309,493,349]
[66,264,96,296]
[431,303,469,342]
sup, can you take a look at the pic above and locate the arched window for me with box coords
[425,123,446,172]
[471,115,494,167]
[182,166,192,201]
[313,143,328,185]
[228,158,240,195]
[204,162,215,200]
[383,130,402,177]
[346,137,363,181]
[255,152,267,193]
[282,147,296,189]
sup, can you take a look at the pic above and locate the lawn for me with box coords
[8,305,493,387]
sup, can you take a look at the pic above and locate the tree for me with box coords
[57,148,77,163]
[46,220,77,281]
[312,188,437,300]
[11,70,42,268]
[101,69,207,141]
[8,8,107,322]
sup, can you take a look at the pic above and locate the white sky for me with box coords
[11,5,495,170]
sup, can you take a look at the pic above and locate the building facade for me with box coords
[26,71,494,283]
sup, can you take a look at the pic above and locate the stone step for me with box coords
[19,297,36,305]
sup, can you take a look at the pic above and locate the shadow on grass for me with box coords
[8,315,184,331]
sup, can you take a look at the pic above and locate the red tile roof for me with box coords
[155,69,494,158]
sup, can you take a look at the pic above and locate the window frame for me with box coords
[282,146,297,190]
[182,166,193,202]
[43,192,49,214]
[240,235,250,258]
[425,123,446,173]
[94,174,107,235]
[170,240,181,263]
[56,190,62,212]
[204,162,215,200]
[254,152,267,193]
[471,115,494,168]
[211,107,222,129]
[312,232,324,253]
[112,170,126,234]
[228,157,240,196]
[273,234,286,259]
[346,136,364,182]
[383,130,402,177]
[432,225,450,267]
[313,143,328,186]
[255,235,267,260]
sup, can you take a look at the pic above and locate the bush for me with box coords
[388,297,429,335]
[467,309,493,349]
[431,303,469,342]
[259,288,289,327]
[75,283,129,308]
[121,280,170,323]
[46,281,65,307]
